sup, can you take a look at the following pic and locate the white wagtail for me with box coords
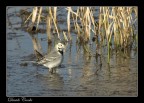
[35,43,65,73]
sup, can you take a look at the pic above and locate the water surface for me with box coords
[6,6,138,96]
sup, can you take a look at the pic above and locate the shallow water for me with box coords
[6,6,138,96]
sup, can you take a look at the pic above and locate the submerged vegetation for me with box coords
[20,6,137,64]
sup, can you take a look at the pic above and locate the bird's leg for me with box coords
[53,68,57,73]
[49,68,53,74]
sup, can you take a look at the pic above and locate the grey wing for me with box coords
[44,49,60,62]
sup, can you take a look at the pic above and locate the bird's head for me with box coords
[55,43,65,55]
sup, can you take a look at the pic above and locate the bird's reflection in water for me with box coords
[40,72,64,90]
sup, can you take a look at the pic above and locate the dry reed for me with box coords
[46,14,52,43]
[67,7,72,41]
[32,7,37,23]
[49,7,60,40]
[22,6,137,64]
[36,7,42,31]
[98,6,137,63]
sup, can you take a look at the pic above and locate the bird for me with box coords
[35,42,65,73]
